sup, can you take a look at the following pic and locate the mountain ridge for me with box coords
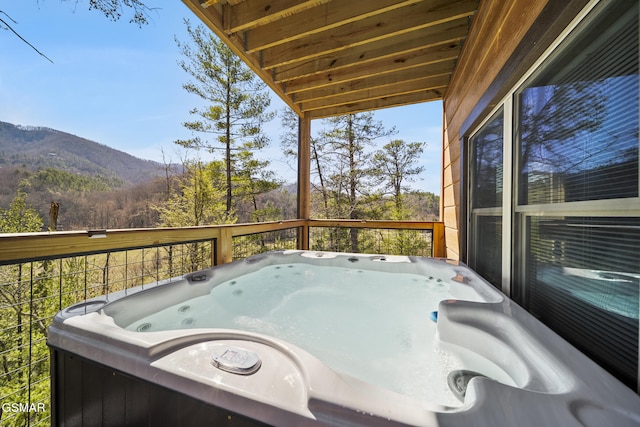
[0,121,163,185]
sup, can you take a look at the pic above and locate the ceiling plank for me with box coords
[227,0,331,33]
[308,90,443,119]
[199,0,224,8]
[287,59,456,95]
[299,75,450,111]
[244,0,422,52]
[293,68,451,103]
[274,21,467,83]
[261,0,477,69]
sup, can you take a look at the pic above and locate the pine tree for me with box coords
[319,113,396,251]
[372,139,426,217]
[175,20,276,220]
[0,185,43,233]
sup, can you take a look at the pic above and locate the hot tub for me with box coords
[48,250,640,426]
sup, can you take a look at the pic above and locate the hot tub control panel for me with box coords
[211,346,262,375]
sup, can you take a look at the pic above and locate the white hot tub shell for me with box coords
[47,250,640,426]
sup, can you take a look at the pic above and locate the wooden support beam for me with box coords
[293,64,452,104]
[182,0,478,122]
[297,112,311,250]
[297,112,311,219]
[288,59,455,96]
[432,221,445,258]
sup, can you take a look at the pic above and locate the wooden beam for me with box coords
[227,0,331,33]
[0,227,220,265]
[287,59,455,95]
[432,221,445,257]
[308,90,442,119]
[294,69,452,110]
[307,219,440,230]
[299,75,449,111]
[0,219,445,265]
[297,112,312,221]
[244,0,422,52]
[199,0,222,8]
[261,0,477,69]
[295,73,450,104]
[226,219,307,237]
[215,227,233,264]
[274,22,467,83]
[182,0,479,121]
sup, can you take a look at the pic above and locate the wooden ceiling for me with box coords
[182,0,478,119]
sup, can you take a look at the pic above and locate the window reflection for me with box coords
[527,217,639,388]
[518,7,638,205]
[469,110,504,288]
[471,112,504,209]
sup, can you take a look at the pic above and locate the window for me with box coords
[514,0,639,389]
[468,110,504,288]
[517,3,638,205]
[525,216,639,386]
[467,0,640,390]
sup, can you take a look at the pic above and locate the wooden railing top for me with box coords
[0,219,444,265]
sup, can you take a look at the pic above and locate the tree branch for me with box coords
[0,10,54,63]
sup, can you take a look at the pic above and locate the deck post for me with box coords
[297,112,311,250]
[215,227,233,265]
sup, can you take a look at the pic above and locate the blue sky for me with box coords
[0,1,442,194]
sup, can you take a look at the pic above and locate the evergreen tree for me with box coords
[153,159,230,227]
[175,20,276,220]
[153,159,230,270]
[0,185,43,233]
[372,139,426,217]
[233,150,282,222]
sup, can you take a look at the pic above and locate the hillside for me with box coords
[0,121,163,185]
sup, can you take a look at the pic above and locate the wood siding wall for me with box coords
[441,0,589,259]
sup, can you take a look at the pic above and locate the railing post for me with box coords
[432,222,445,258]
[211,238,217,266]
[297,113,311,251]
[215,228,233,265]
[298,221,309,251]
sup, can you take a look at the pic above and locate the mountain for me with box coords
[0,121,163,185]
